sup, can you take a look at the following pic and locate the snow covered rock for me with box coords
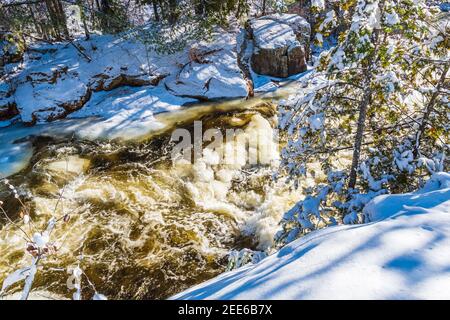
[15,68,91,123]
[13,59,166,123]
[164,33,249,100]
[247,14,310,78]
[2,31,253,125]
[2,35,173,124]
[0,82,18,121]
[172,173,450,300]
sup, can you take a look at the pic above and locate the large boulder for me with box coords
[164,33,249,100]
[247,14,310,78]
[6,39,167,124]
[13,65,165,124]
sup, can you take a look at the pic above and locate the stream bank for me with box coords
[0,14,313,300]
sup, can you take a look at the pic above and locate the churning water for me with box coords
[0,86,307,299]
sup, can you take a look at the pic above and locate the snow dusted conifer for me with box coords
[277,0,449,245]
[309,0,359,47]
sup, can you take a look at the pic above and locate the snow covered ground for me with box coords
[172,173,450,300]
[1,26,252,125]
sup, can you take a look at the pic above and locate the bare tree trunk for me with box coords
[28,4,42,37]
[413,63,449,158]
[100,0,112,31]
[45,0,61,39]
[348,2,385,189]
[44,0,69,40]
[348,85,373,189]
[152,0,160,21]
[55,0,69,38]
[77,0,90,39]
[168,0,177,24]
[81,13,90,39]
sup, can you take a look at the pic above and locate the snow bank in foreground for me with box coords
[172,173,450,300]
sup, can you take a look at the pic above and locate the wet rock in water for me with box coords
[246,14,310,78]
[164,33,249,101]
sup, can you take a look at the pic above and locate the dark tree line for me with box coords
[1,0,129,40]
[1,0,269,41]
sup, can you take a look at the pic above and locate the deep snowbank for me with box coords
[172,173,450,300]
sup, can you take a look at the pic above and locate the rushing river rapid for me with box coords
[0,87,307,299]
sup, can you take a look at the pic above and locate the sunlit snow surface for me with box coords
[172,173,450,300]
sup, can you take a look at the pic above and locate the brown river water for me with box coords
[0,85,309,299]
